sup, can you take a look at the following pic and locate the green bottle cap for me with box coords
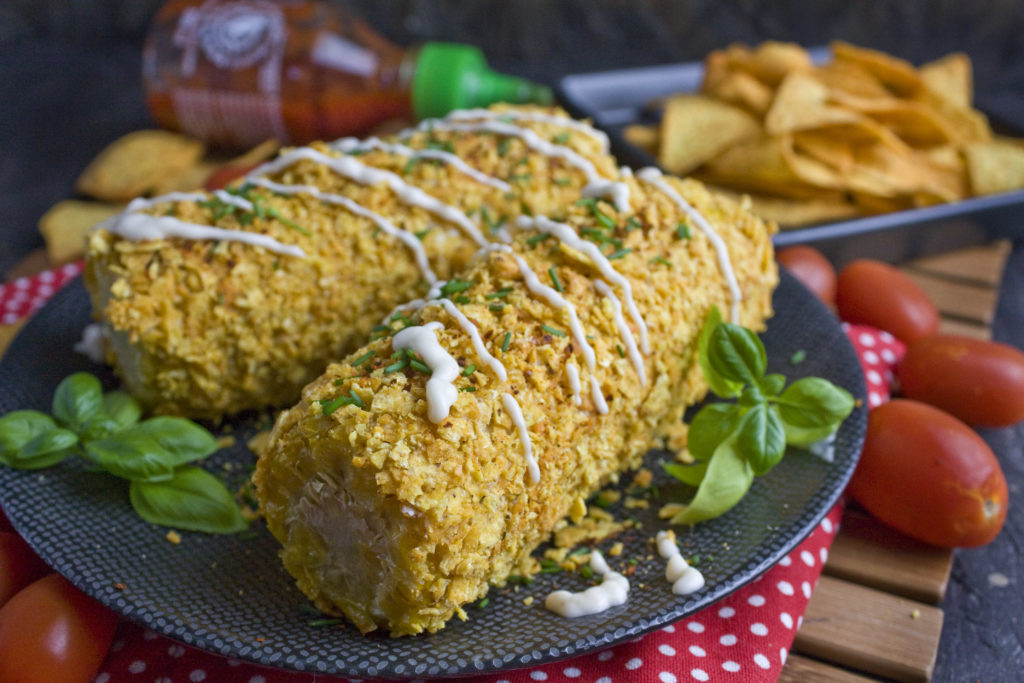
[411,42,553,120]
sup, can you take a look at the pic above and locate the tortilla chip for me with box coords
[831,41,923,95]
[964,139,1024,195]
[701,59,774,115]
[813,61,891,99]
[765,72,862,134]
[658,95,760,175]
[921,53,973,109]
[38,200,124,263]
[75,130,205,201]
[708,185,859,227]
[623,124,659,156]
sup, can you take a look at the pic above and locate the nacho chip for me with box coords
[964,139,1024,195]
[658,95,760,174]
[701,52,775,115]
[38,200,124,263]
[831,41,923,95]
[813,61,891,99]
[623,124,659,156]
[765,72,862,134]
[920,53,973,109]
[709,185,858,227]
[75,130,205,201]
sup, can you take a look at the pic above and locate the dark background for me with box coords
[2,1,1022,679]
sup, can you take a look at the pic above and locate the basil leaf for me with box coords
[760,373,786,397]
[130,466,248,534]
[776,377,855,428]
[707,323,766,386]
[671,433,754,525]
[85,431,177,482]
[52,372,104,432]
[80,415,122,442]
[0,410,60,455]
[9,429,77,469]
[134,417,219,465]
[738,404,787,476]
[664,461,709,487]
[687,402,744,461]
[103,391,142,431]
[781,419,841,449]
[697,306,741,398]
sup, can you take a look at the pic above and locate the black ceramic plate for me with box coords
[0,271,865,679]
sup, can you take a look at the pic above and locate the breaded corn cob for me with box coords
[253,169,777,635]
[83,107,619,418]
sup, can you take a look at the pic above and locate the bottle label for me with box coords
[170,0,289,145]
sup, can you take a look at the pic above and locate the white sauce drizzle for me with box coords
[73,323,107,364]
[391,322,460,423]
[544,550,630,618]
[593,278,646,385]
[97,195,306,259]
[656,530,706,596]
[565,361,582,406]
[331,137,511,192]
[637,167,743,323]
[502,393,540,484]
[486,243,608,414]
[443,108,611,153]
[400,296,508,382]
[245,176,437,284]
[408,119,631,213]
[249,147,488,247]
[515,215,649,355]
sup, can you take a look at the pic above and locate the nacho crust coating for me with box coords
[253,173,777,635]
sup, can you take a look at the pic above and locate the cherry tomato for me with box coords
[0,508,12,533]
[776,245,836,305]
[0,574,118,683]
[203,163,258,191]
[0,532,49,608]
[835,259,939,343]
[848,399,1007,547]
[897,334,1024,427]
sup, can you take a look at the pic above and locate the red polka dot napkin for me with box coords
[1,268,903,683]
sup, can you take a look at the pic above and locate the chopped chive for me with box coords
[548,266,563,292]
[461,386,477,392]
[553,177,572,186]
[402,157,419,175]
[371,324,390,334]
[607,248,632,260]
[501,332,512,353]
[520,201,533,217]
[497,137,512,157]
[552,132,570,144]
[480,206,505,233]
[790,349,807,365]
[414,227,432,240]
[569,546,590,557]
[409,359,432,374]
[539,559,562,574]
[649,256,672,267]
[626,217,643,231]
[389,311,412,326]
[454,294,471,304]
[526,232,551,247]
[461,364,476,377]
[307,618,346,627]
[333,375,361,385]
[266,207,311,236]
[439,278,474,298]
[321,390,363,416]
[676,222,691,239]
[384,359,409,373]
[489,303,505,313]
[351,350,375,367]
[272,259,280,270]
[541,324,567,337]
[616,344,625,358]
[579,564,595,580]
[508,173,533,184]
[426,136,455,154]
[507,574,534,585]
[477,597,490,609]
[485,287,513,299]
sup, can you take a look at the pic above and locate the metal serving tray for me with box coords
[557,55,1024,267]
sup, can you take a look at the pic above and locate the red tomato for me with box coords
[776,245,837,305]
[0,532,49,608]
[848,399,1007,547]
[203,163,258,191]
[0,508,12,533]
[0,574,118,683]
[897,334,1024,427]
[835,259,939,343]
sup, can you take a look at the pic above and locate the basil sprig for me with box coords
[666,307,854,525]
[0,373,247,534]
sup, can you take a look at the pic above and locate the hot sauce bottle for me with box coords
[142,0,552,149]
